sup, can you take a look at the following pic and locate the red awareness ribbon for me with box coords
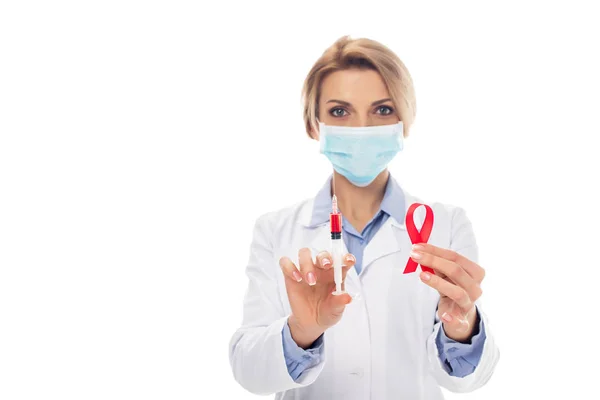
[404,203,435,275]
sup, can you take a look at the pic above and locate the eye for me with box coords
[376,105,394,116]
[329,107,348,117]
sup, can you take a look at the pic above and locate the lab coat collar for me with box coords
[304,173,406,229]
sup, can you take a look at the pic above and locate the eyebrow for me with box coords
[326,98,393,107]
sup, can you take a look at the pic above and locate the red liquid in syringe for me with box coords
[330,195,342,239]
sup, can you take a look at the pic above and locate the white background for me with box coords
[1,1,599,399]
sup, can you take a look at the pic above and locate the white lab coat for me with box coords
[229,188,500,399]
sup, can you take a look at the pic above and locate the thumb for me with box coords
[330,292,352,314]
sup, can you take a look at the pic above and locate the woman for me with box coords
[229,35,499,399]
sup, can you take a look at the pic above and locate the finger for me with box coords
[411,249,482,302]
[440,310,471,334]
[413,243,485,282]
[315,251,333,270]
[420,271,473,312]
[341,253,356,278]
[443,302,474,333]
[298,247,317,286]
[279,256,303,283]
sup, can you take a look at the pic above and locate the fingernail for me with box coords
[345,254,356,263]
[412,244,424,251]
[410,251,422,260]
[442,312,453,323]
[307,272,316,286]
[322,258,331,267]
[420,272,431,281]
[292,271,303,282]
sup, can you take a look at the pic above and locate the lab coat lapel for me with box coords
[361,188,426,275]
[361,217,405,274]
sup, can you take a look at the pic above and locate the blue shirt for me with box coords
[281,174,487,380]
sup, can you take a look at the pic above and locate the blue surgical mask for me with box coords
[319,121,404,187]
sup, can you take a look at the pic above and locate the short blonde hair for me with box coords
[301,35,416,138]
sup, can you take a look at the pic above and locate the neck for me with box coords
[331,170,389,224]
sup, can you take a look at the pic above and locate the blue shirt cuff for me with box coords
[436,307,487,377]
[281,320,324,381]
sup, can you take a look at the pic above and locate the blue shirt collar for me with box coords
[309,174,406,227]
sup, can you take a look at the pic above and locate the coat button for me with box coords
[350,368,364,378]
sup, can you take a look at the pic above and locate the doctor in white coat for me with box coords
[229,35,500,399]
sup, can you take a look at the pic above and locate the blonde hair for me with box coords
[301,35,416,138]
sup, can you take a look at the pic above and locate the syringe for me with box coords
[330,195,345,295]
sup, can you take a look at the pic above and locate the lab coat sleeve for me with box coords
[426,206,500,393]
[228,213,327,395]
[435,306,486,377]
[282,321,325,380]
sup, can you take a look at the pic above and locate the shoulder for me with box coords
[252,197,314,238]
[402,189,471,226]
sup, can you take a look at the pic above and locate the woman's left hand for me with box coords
[410,243,486,342]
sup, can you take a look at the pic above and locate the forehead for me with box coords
[320,68,390,104]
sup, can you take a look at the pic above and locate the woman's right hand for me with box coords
[279,248,355,349]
